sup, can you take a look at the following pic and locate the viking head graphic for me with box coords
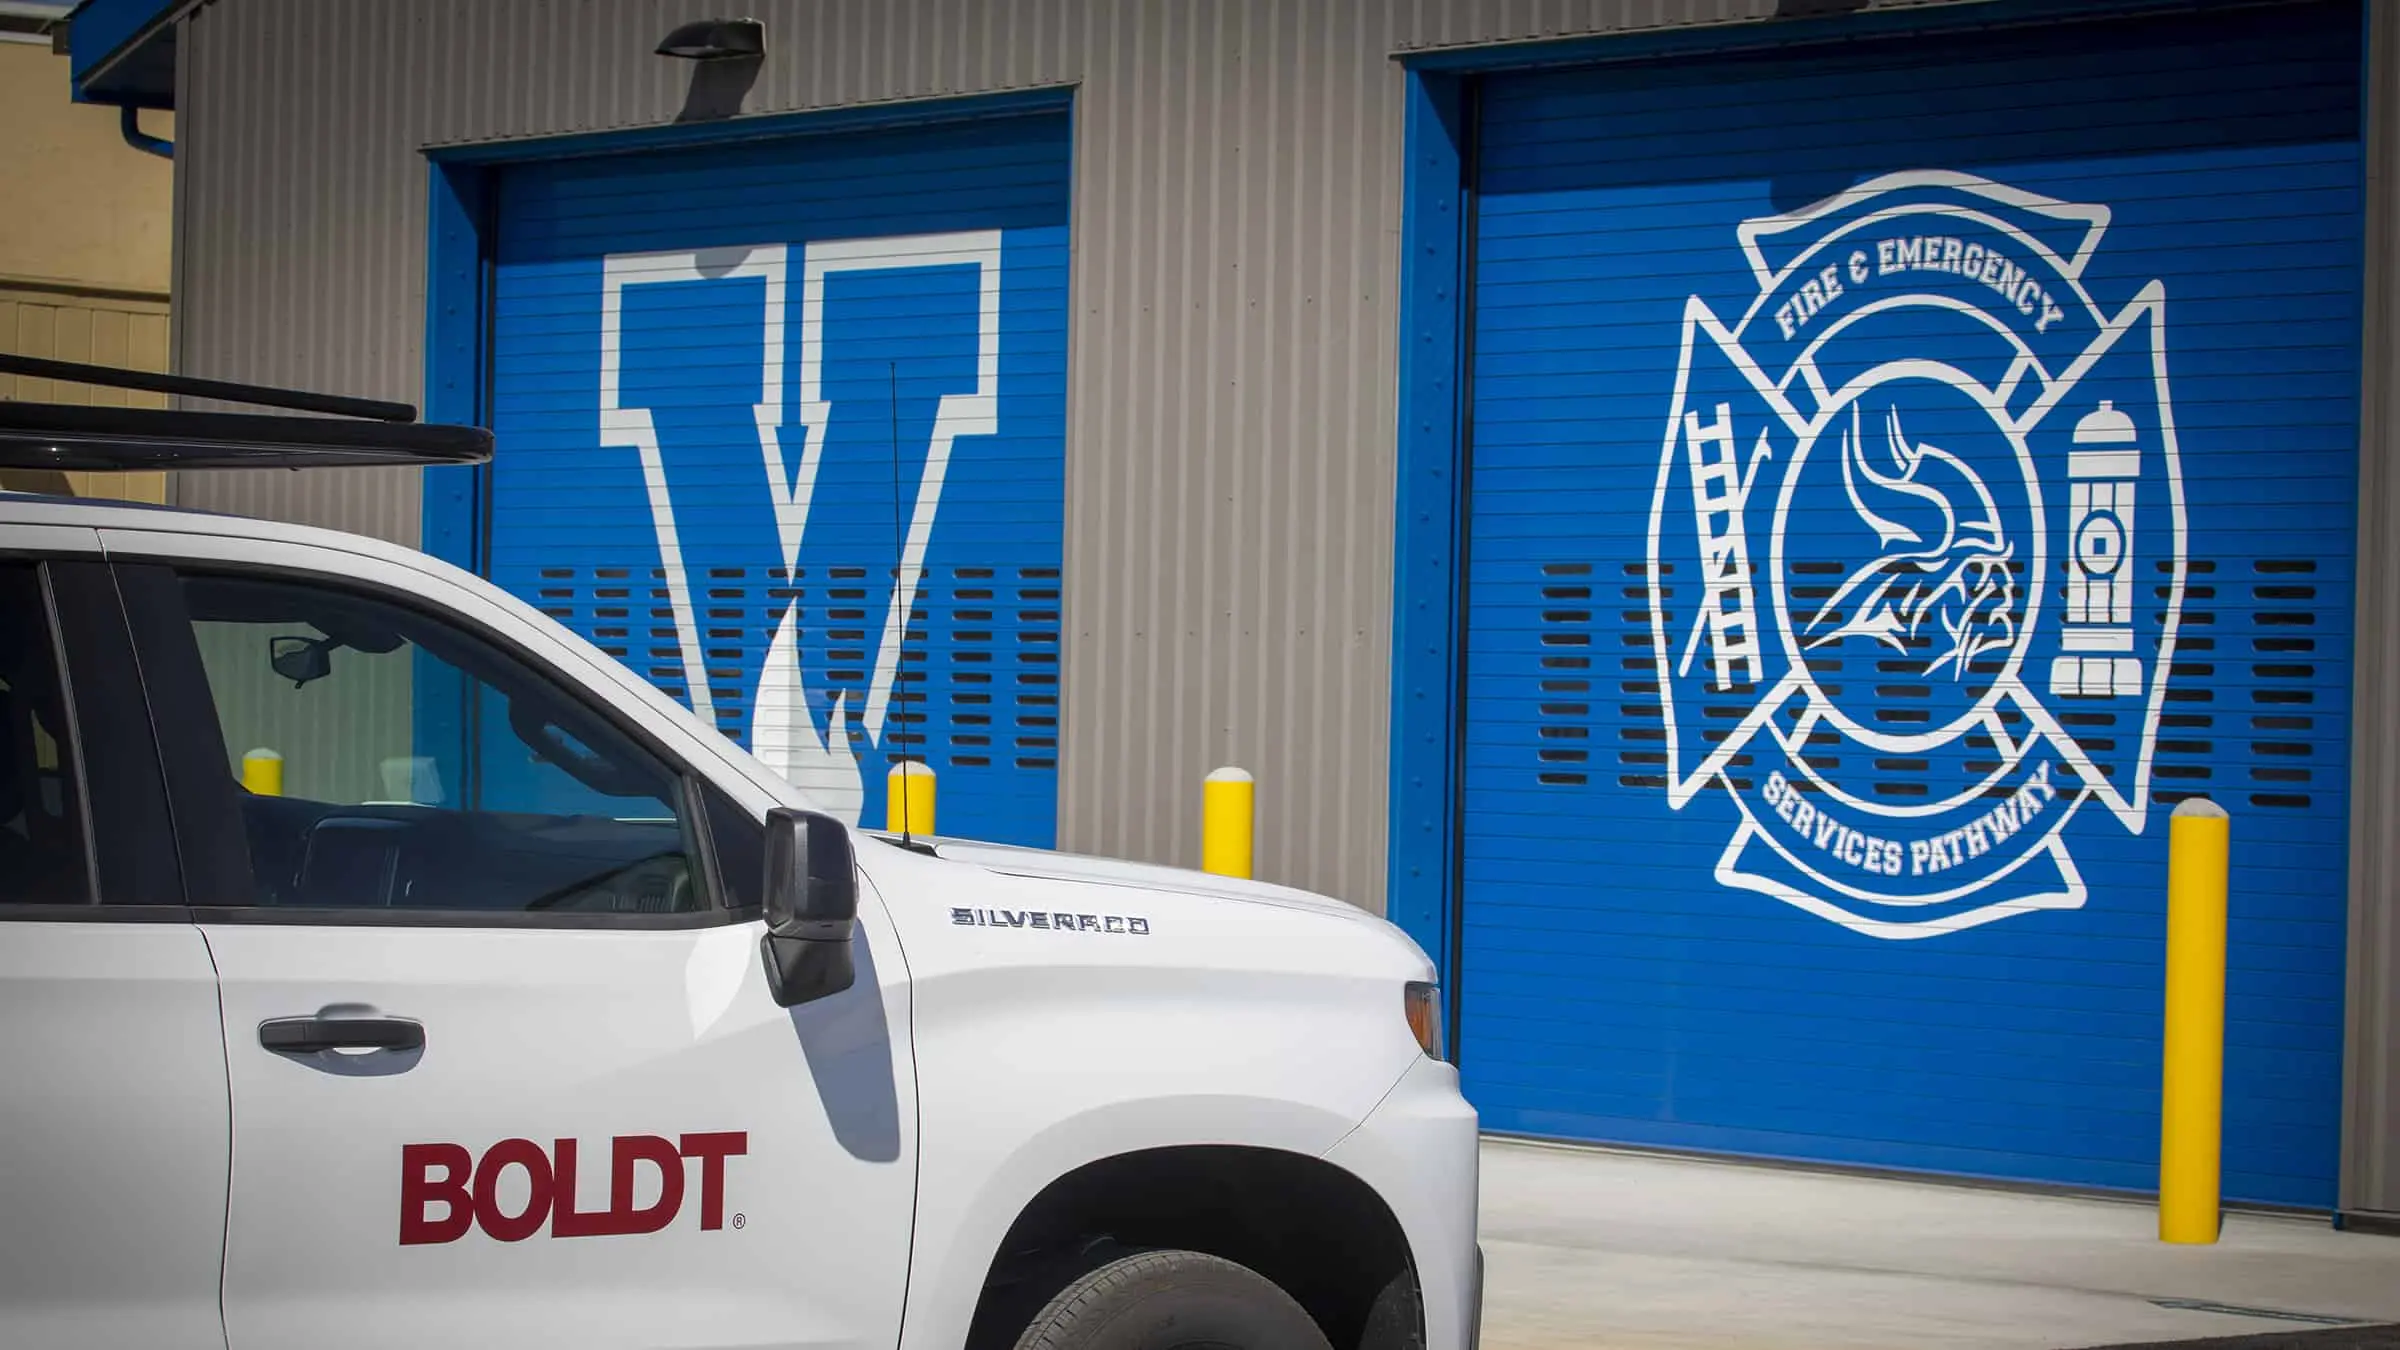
[1802,403,2018,680]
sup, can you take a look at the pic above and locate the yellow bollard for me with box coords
[1202,766,1254,879]
[241,748,284,797]
[886,760,935,838]
[2160,796,2230,1244]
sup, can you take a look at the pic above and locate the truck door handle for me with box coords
[258,1015,425,1053]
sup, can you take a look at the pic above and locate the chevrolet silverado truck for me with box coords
[0,353,1481,1350]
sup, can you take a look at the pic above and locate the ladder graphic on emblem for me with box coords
[1683,402,1762,691]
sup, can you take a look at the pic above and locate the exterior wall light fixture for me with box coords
[656,18,763,61]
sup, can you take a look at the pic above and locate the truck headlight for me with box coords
[1404,981,1446,1061]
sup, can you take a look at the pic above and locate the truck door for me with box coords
[107,548,917,1350]
[0,554,230,1350]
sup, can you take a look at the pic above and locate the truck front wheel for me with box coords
[1011,1248,1333,1350]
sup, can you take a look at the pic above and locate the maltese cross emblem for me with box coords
[1646,169,2189,939]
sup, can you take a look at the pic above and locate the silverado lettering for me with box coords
[400,1132,747,1245]
[951,907,1151,934]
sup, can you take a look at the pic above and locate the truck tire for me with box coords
[1012,1248,1333,1350]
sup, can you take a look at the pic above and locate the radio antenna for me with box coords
[888,359,915,848]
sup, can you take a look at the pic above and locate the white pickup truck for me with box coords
[0,356,1481,1350]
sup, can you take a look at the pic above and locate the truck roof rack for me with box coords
[0,353,493,471]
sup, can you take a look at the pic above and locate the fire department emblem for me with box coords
[1647,169,2188,939]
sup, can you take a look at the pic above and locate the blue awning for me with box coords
[65,0,189,108]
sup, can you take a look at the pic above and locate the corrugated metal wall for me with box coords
[175,0,1975,904]
[2348,0,2399,1224]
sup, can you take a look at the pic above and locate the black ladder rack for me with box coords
[0,353,492,471]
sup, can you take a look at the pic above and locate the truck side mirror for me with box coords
[759,807,859,1007]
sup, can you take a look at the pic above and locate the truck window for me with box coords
[0,564,90,906]
[176,572,708,916]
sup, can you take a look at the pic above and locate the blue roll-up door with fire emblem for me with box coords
[1456,2,2361,1203]
[484,112,1069,845]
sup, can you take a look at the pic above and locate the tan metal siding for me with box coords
[170,0,425,543]
[1051,1,1407,907]
[2347,0,2400,1224]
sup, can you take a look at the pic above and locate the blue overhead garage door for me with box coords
[482,112,1070,845]
[1457,2,2362,1204]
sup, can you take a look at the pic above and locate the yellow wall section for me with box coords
[0,40,174,506]
[0,281,172,504]
[0,42,173,294]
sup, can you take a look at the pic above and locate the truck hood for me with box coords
[887,833,1389,928]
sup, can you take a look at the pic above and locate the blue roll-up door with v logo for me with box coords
[483,112,1070,845]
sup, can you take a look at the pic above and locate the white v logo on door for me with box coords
[598,232,1003,825]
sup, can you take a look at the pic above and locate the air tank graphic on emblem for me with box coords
[2051,400,2143,698]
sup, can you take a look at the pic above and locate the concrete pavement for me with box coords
[1476,1138,2400,1350]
